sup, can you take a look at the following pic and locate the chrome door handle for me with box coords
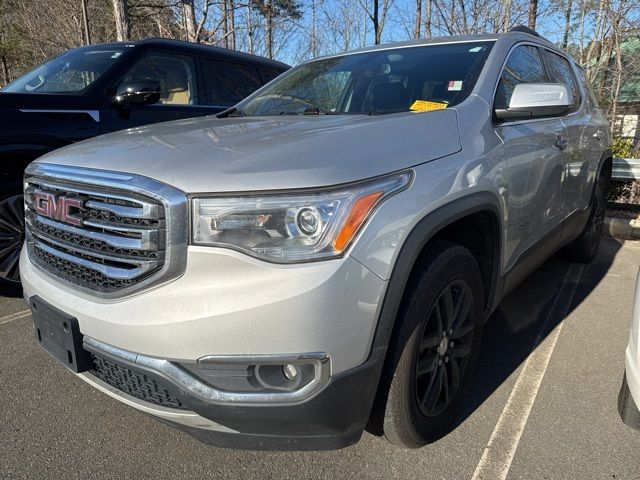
[555,136,568,150]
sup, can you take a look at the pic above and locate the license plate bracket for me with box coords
[31,296,91,373]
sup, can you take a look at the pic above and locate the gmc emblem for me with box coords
[33,192,83,226]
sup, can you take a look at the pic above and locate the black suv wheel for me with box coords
[0,180,24,296]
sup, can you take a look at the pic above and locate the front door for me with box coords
[100,50,215,133]
[494,44,568,276]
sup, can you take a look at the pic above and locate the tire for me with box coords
[372,241,484,448]
[0,179,25,296]
[561,163,610,264]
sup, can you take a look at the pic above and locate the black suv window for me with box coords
[543,50,580,113]
[494,45,546,111]
[121,52,197,105]
[202,59,262,107]
[260,67,284,83]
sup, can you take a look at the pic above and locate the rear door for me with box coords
[541,48,597,218]
[494,44,568,275]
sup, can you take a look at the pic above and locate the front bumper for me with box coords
[75,336,386,450]
[21,245,389,449]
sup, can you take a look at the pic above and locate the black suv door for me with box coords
[100,49,213,132]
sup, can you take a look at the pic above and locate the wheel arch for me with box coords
[369,192,503,354]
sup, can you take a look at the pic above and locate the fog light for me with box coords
[283,363,298,380]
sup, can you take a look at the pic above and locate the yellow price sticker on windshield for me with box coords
[410,100,448,112]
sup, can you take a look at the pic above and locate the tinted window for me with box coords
[261,67,285,83]
[237,42,494,116]
[3,47,125,94]
[121,52,197,105]
[495,45,546,110]
[202,60,262,106]
[543,50,580,112]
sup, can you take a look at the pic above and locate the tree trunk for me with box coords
[311,0,318,56]
[528,0,538,30]
[182,0,197,42]
[222,0,229,48]
[247,3,254,53]
[585,0,605,77]
[112,0,130,41]
[81,0,91,45]
[1,55,9,87]
[415,0,422,38]
[373,0,380,44]
[609,19,624,132]
[425,0,431,36]
[561,0,573,49]
[502,0,512,32]
[266,0,274,59]
[229,0,236,50]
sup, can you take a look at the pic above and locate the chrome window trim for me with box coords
[24,162,188,299]
[84,336,332,406]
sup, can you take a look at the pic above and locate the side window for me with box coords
[121,52,196,105]
[494,45,546,111]
[260,67,284,84]
[576,66,601,109]
[202,59,262,106]
[543,50,581,113]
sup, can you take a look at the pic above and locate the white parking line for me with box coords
[0,309,31,325]
[471,263,584,480]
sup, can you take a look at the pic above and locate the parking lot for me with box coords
[1,236,639,479]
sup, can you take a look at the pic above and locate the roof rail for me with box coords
[508,25,541,38]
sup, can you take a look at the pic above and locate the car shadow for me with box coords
[448,236,624,435]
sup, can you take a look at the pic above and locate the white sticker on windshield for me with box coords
[448,80,463,91]
[111,52,122,58]
[469,46,483,53]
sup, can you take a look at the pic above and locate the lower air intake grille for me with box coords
[90,354,187,410]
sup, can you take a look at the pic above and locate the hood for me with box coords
[35,109,461,193]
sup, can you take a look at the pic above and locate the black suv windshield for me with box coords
[3,47,127,94]
[236,41,493,116]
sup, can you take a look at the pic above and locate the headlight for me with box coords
[192,171,412,262]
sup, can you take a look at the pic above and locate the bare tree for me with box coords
[81,0,92,44]
[528,0,538,29]
[251,0,302,58]
[112,0,131,41]
[415,0,422,37]
[181,0,197,41]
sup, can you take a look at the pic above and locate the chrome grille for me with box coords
[24,163,188,297]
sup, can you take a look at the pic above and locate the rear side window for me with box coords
[202,59,262,106]
[575,66,601,109]
[260,67,285,83]
[494,45,546,110]
[543,50,580,113]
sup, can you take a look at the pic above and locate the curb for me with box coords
[604,216,640,240]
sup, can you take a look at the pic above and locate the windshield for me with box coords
[236,41,493,116]
[2,47,127,94]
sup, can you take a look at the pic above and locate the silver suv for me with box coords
[20,27,611,450]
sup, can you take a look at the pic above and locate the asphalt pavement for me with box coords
[1,236,639,479]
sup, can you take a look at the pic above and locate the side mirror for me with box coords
[495,83,572,120]
[114,80,161,106]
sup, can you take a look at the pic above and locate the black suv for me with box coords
[0,38,288,292]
